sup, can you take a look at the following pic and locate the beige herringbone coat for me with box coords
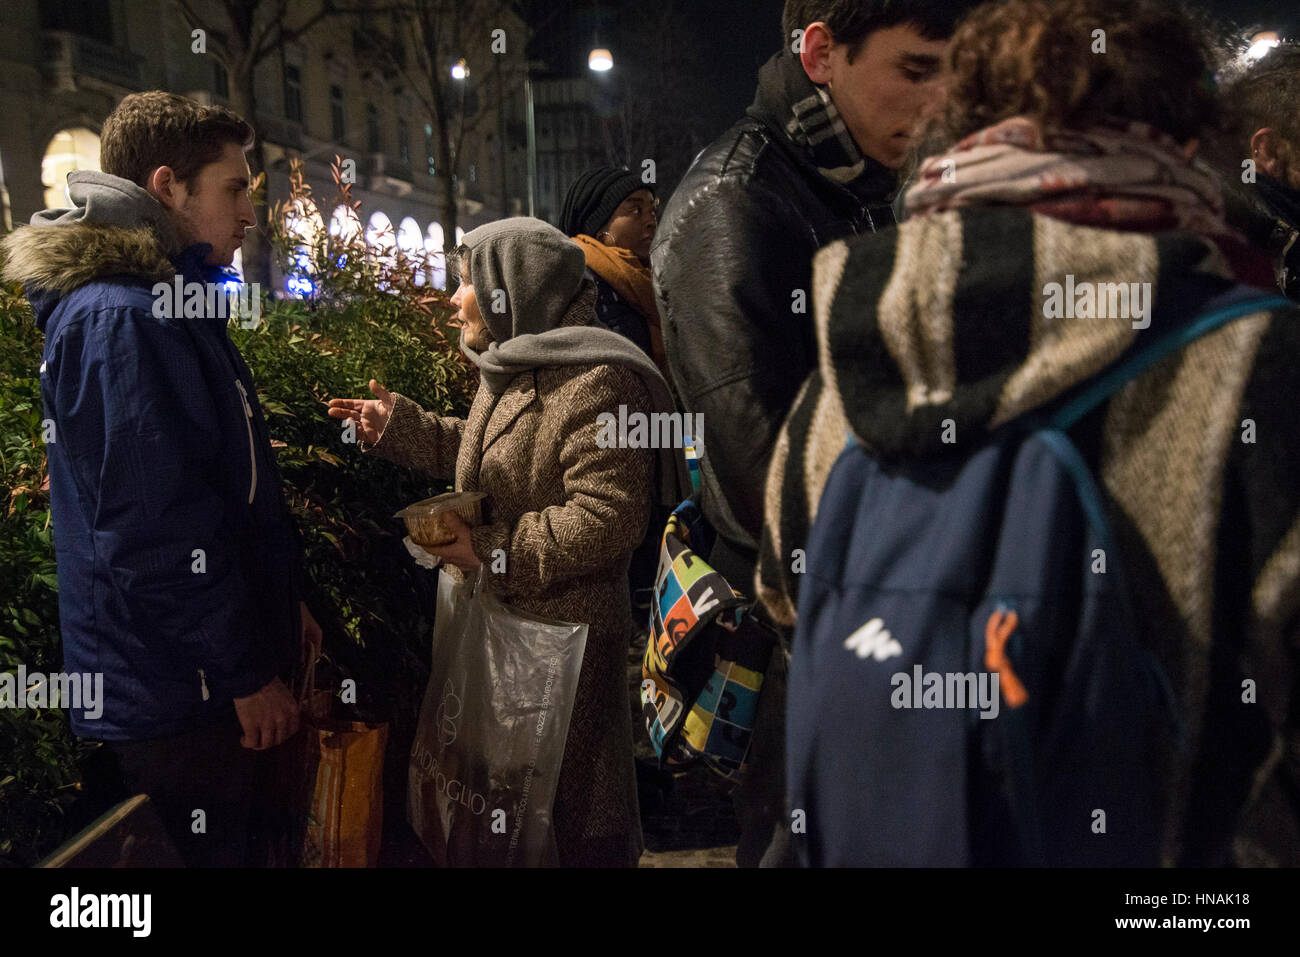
[367,337,654,867]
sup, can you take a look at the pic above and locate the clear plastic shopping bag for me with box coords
[407,566,587,867]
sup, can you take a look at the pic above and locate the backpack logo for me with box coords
[844,618,903,661]
[984,608,1028,708]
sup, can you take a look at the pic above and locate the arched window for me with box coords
[329,204,362,243]
[425,223,447,289]
[282,199,324,297]
[366,211,396,268]
[42,128,101,209]
[397,216,424,283]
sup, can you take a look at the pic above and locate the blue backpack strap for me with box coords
[1051,290,1292,431]
[1032,290,1286,753]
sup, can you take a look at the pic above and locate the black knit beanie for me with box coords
[559,166,650,238]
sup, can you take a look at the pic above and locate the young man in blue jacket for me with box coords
[1,91,319,867]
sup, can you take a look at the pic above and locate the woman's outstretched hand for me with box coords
[327,379,393,445]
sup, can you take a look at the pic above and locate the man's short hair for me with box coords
[100,91,254,190]
[781,0,978,59]
[1228,44,1300,180]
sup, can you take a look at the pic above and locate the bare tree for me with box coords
[170,0,352,288]
[358,0,528,268]
[592,0,712,197]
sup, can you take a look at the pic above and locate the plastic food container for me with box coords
[394,491,487,547]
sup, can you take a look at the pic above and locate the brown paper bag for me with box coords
[300,690,388,869]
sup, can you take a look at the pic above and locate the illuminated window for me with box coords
[366,210,396,272]
[282,200,323,297]
[329,204,362,242]
[328,204,362,269]
[42,128,101,210]
[425,222,446,289]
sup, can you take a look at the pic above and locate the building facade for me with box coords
[0,0,533,291]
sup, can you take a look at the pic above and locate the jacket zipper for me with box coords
[233,379,258,505]
[198,668,210,701]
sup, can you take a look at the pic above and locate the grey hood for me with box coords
[30,170,181,252]
[461,216,586,342]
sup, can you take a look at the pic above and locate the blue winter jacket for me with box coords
[1,173,302,740]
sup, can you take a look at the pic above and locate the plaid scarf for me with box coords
[749,52,898,206]
[905,116,1237,240]
[787,85,869,185]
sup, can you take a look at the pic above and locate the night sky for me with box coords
[682,0,789,136]
[525,0,1292,156]
[526,0,786,141]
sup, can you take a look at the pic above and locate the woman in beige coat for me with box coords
[329,217,689,867]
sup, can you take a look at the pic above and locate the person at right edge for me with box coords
[1219,43,1300,302]
[650,0,982,867]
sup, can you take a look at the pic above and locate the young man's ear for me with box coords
[799,21,835,85]
[1251,127,1285,179]
[146,165,184,210]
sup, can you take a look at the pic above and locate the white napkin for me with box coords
[403,536,443,570]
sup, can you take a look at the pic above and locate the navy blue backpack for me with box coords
[788,289,1291,867]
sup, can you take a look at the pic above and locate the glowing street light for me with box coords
[588,48,613,72]
[451,58,469,80]
[1246,31,1281,62]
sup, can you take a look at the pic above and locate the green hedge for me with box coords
[0,293,88,865]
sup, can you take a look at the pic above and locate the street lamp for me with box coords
[519,47,614,221]
[451,58,469,81]
[1246,31,1281,61]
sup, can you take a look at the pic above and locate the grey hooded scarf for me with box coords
[458,216,691,505]
[31,170,182,253]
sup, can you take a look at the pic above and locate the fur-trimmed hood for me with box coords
[1,171,181,328]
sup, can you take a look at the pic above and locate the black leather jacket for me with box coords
[650,74,897,585]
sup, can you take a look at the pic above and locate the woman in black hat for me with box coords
[559,166,669,381]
